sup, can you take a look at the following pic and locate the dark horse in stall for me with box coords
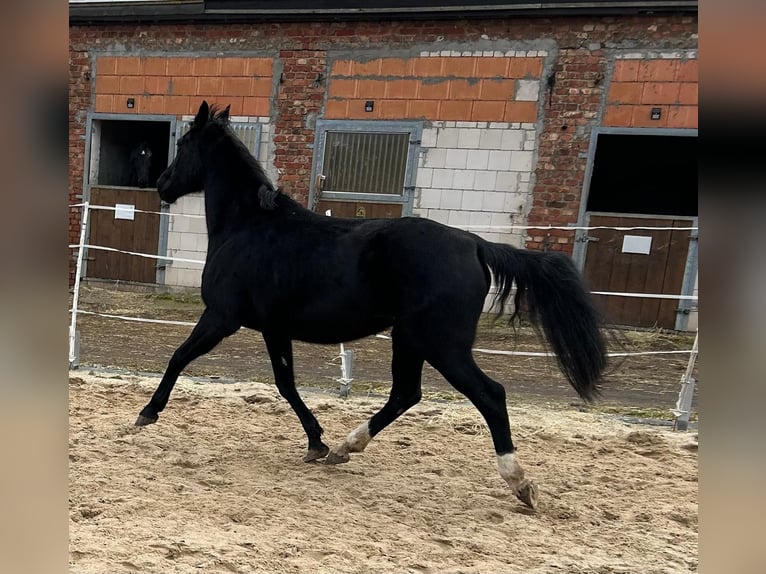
[136,100,607,509]
[129,141,153,188]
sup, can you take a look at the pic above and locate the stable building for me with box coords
[69,0,698,330]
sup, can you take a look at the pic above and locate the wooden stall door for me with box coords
[316,199,402,219]
[582,215,693,329]
[86,186,161,284]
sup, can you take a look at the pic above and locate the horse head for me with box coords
[157,101,229,203]
[130,141,153,188]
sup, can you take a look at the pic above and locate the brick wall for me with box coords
[69,15,697,285]
[604,54,698,128]
[94,56,273,116]
[326,53,542,122]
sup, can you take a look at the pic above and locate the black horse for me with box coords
[137,100,607,509]
[129,141,153,188]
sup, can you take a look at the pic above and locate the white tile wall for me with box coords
[413,120,538,249]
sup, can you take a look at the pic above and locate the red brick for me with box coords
[251,78,273,97]
[504,101,537,123]
[378,99,408,119]
[164,95,191,115]
[380,58,412,77]
[438,100,472,120]
[138,95,164,114]
[641,82,681,104]
[676,60,698,82]
[608,82,642,104]
[351,59,382,76]
[357,79,386,98]
[678,83,698,105]
[667,106,698,129]
[346,99,379,119]
[95,75,120,95]
[193,58,221,76]
[144,77,171,95]
[474,57,508,78]
[631,105,669,127]
[247,58,273,77]
[471,100,505,122]
[407,100,440,119]
[97,57,118,75]
[223,77,254,97]
[167,57,195,76]
[603,104,633,127]
[115,57,141,75]
[197,77,223,96]
[329,79,357,98]
[325,99,348,118]
[480,79,515,100]
[442,57,478,77]
[220,58,248,76]
[141,57,168,76]
[119,76,144,94]
[384,79,419,99]
[412,57,444,77]
[242,97,270,116]
[417,80,449,100]
[331,59,353,76]
[94,94,114,113]
[448,79,482,100]
[638,60,679,82]
[170,77,197,96]
[613,60,640,82]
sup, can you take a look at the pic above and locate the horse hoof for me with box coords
[134,414,158,427]
[324,451,350,465]
[515,479,538,510]
[304,447,330,463]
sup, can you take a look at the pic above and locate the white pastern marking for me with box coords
[346,422,372,453]
[333,421,372,456]
[497,453,525,489]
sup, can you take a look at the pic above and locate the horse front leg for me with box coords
[263,333,329,462]
[136,308,238,426]
[325,330,424,464]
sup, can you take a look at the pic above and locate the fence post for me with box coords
[69,202,89,369]
[339,342,354,398]
[673,330,699,431]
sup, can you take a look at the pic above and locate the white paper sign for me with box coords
[622,235,652,255]
[115,203,135,221]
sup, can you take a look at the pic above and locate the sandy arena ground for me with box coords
[69,371,698,574]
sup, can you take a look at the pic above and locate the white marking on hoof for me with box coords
[330,421,372,459]
[497,452,526,490]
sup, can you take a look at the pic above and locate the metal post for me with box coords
[673,330,699,431]
[69,202,89,369]
[338,342,354,398]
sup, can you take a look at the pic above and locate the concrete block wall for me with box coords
[412,120,537,246]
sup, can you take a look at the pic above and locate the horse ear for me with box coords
[195,100,210,126]
[220,105,231,122]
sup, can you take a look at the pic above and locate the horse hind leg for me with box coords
[325,332,424,464]
[428,349,538,510]
[136,308,238,426]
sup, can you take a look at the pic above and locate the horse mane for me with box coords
[205,105,284,211]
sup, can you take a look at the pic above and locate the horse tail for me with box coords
[479,242,607,402]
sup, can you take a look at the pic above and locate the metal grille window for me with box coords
[323,131,409,195]
[176,121,261,157]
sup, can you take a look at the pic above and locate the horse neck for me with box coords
[202,161,272,240]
